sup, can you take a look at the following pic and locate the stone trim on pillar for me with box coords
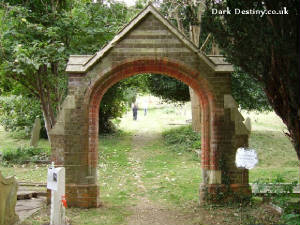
[189,87,201,133]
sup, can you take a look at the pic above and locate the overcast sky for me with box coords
[116,0,137,6]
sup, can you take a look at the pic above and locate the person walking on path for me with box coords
[142,99,148,116]
[132,102,138,120]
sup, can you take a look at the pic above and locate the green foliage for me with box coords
[147,74,190,103]
[162,125,201,153]
[0,1,71,133]
[202,0,299,155]
[67,2,141,133]
[99,82,129,133]
[146,69,271,111]
[145,69,271,111]
[281,213,300,225]
[69,1,134,54]
[232,68,271,111]
[1,146,49,164]
[0,0,138,134]
[99,74,150,133]
[0,95,47,138]
[121,74,150,104]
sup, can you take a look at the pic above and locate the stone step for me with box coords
[17,190,47,200]
[18,182,47,187]
[251,183,300,195]
[16,197,46,222]
[17,191,38,200]
[17,182,47,201]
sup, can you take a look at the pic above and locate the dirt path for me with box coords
[126,197,191,225]
[126,129,194,225]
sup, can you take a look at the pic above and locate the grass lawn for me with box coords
[242,111,299,183]
[0,126,50,182]
[0,126,50,150]
[0,99,299,225]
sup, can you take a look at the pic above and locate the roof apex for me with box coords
[66,3,233,73]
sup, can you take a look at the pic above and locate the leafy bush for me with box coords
[162,125,201,153]
[281,213,300,225]
[147,74,190,103]
[0,146,49,164]
[0,95,47,138]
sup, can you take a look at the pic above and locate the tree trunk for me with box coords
[263,6,300,160]
[265,52,300,160]
[287,112,300,160]
[40,94,56,144]
[266,89,300,160]
[42,110,52,144]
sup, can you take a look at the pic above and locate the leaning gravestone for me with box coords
[0,171,19,225]
[30,117,41,147]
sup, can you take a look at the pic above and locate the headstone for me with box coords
[0,171,19,225]
[30,118,41,147]
[245,117,252,132]
[47,163,66,225]
[235,147,258,170]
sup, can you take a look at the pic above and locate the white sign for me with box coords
[47,163,66,225]
[47,167,58,191]
[235,147,258,170]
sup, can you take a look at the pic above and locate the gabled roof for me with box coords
[66,3,233,74]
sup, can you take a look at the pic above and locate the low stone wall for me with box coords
[0,171,19,225]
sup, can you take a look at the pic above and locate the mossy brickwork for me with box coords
[49,4,250,208]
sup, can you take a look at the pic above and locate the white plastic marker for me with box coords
[235,147,258,170]
[47,162,66,225]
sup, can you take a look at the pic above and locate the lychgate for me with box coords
[50,4,251,208]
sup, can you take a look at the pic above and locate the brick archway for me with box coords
[50,4,251,208]
[87,58,214,174]
[83,58,217,208]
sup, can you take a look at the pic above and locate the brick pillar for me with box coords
[49,75,101,208]
[64,80,100,208]
[199,106,224,204]
[199,94,252,204]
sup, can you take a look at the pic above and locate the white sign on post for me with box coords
[47,162,66,225]
[47,166,58,191]
[235,147,258,170]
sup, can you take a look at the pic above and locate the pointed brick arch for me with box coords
[50,4,251,208]
[87,58,214,175]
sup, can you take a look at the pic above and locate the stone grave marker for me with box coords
[245,117,252,132]
[0,171,19,225]
[30,117,41,147]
